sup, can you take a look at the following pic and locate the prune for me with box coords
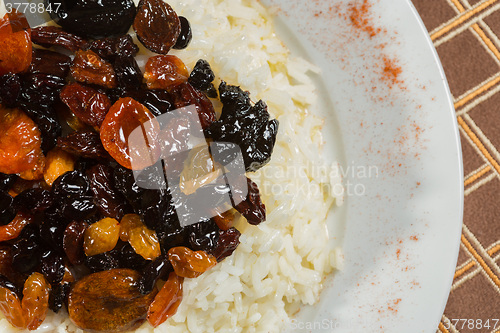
[12,188,54,213]
[0,106,43,174]
[43,148,76,186]
[100,97,160,170]
[62,196,97,220]
[85,252,119,273]
[144,55,188,89]
[0,286,26,329]
[173,16,192,50]
[49,282,70,313]
[134,0,180,54]
[207,82,279,172]
[113,165,145,206]
[139,254,172,295]
[29,49,71,78]
[88,34,139,61]
[71,50,117,89]
[83,217,120,256]
[57,130,111,160]
[60,83,111,128]
[170,82,216,130]
[114,55,143,89]
[40,251,65,285]
[63,221,88,265]
[187,219,220,253]
[87,164,131,220]
[0,173,17,192]
[0,12,32,76]
[68,269,157,332]
[120,214,161,260]
[167,246,216,278]
[0,74,21,107]
[147,272,182,327]
[0,191,16,225]
[12,238,40,273]
[117,242,149,271]
[211,227,241,261]
[232,177,266,225]
[0,212,33,243]
[53,170,91,199]
[22,272,51,330]
[31,26,87,51]
[188,59,215,92]
[46,0,136,38]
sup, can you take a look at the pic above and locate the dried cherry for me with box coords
[31,26,87,51]
[60,83,111,128]
[211,227,241,261]
[144,55,188,89]
[173,16,192,50]
[0,11,32,76]
[147,272,183,327]
[71,50,117,89]
[168,246,216,278]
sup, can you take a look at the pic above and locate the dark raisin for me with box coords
[40,251,65,285]
[63,221,89,265]
[133,0,180,54]
[87,164,131,220]
[138,254,172,294]
[31,26,88,51]
[187,219,220,252]
[85,252,119,273]
[158,227,188,254]
[113,55,143,89]
[49,282,70,313]
[19,102,62,153]
[57,131,111,160]
[88,35,139,61]
[60,83,111,128]
[0,173,17,192]
[39,215,68,253]
[0,191,16,226]
[139,189,177,234]
[29,49,71,78]
[232,177,265,225]
[12,238,40,273]
[62,196,98,221]
[170,82,216,130]
[188,59,215,92]
[46,0,137,38]
[53,170,91,199]
[21,73,66,107]
[126,89,173,117]
[12,188,54,213]
[113,165,145,207]
[0,274,21,297]
[0,74,21,107]
[211,227,241,262]
[173,16,192,50]
[116,242,149,271]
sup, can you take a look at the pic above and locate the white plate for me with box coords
[259,0,464,332]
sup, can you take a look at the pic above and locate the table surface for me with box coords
[411,0,500,332]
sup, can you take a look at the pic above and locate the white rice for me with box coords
[0,0,342,332]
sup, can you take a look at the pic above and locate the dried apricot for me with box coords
[168,246,216,278]
[43,148,76,186]
[147,272,183,327]
[0,212,33,242]
[19,154,45,181]
[100,97,161,170]
[22,272,50,330]
[0,11,31,76]
[83,218,120,257]
[0,106,43,174]
[0,286,26,329]
[144,55,188,89]
[68,269,157,332]
[71,50,117,89]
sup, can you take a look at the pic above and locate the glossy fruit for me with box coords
[83,218,120,257]
[22,272,50,330]
[179,146,220,195]
[0,11,31,76]
[71,50,117,89]
[29,48,71,79]
[211,227,241,261]
[120,214,161,260]
[0,106,43,174]
[43,148,76,186]
[60,83,111,128]
[0,212,33,242]
[139,254,172,294]
[134,0,180,54]
[168,246,216,278]
[18,154,45,181]
[147,272,183,327]
[100,97,160,170]
[187,219,220,253]
[68,269,157,332]
[31,26,87,51]
[57,130,111,160]
[173,16,192,50]
[0,74,22,107]
[53,170,91,198]
[213,210,236,231]
[88,34,139,61]
[144,55,188,90]
[188,59,215,92]
[114,55,143,89]
[12,188,54,213]
[63,221,89,265]
[233,177,266,225]
[0,286,26,329]
[170,82,216,130]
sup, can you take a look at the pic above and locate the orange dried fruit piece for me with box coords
[100,97,161,170]
[71,50,117,89]
[0,286,26,329]
[147,272,183,327]
[120,214,161,261]
[19,153,45,181]
[0,11,32,76]
[213,209,236,231]
[68,269,157,332]
[0,212,33,242]
[22,272,50,330]
[168,246,217,278]
[144,55,189,89]
[119,213,143,242]
[83,217,120,257]
[0,106,43,175]
[43,148,76,186]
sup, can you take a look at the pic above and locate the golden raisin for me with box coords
[68,269,157,332]
[120,214,161,261]
[144,55,188,90]
[213,209,236,231]
[0,11,32,76]
[147,272,183,327]
[0,212,33,242]
[0,106,43,175]
[43,148,76,186]
[71,50,117,89]
[168,246,217,278]
[83,218,120,257]
[22,272,50,330]
[0,286,26,329]
[119,214,143,242]
[100,97,160,170]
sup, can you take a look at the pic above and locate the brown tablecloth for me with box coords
[411,0,500,332]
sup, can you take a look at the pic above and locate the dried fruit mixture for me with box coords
[0,0,278,331]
